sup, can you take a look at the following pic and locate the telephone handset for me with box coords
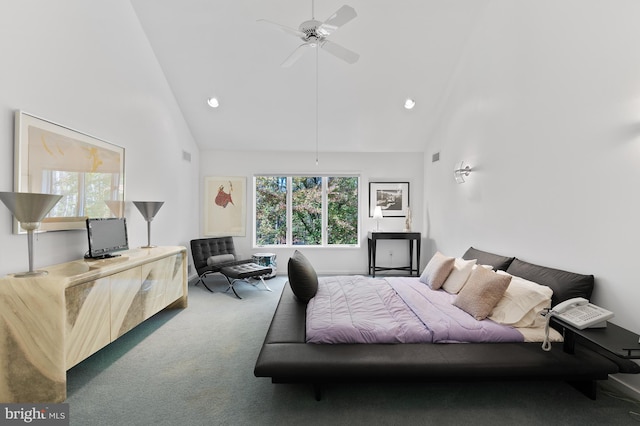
[550,297,614,330]
[541,297,614,351]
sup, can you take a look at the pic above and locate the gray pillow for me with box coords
[206,254,235,266]
[287,250,318,303]
[462,247,515,271]
[505,258,594,307]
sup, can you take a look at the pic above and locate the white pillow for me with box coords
[489,272,553,327]
[419,251,455,290]
[473,264,494,270]
[442,258,477,294]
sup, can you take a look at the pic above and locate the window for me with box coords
[255,175,359,247]
[255,176,287,245]
[326,177,358,245]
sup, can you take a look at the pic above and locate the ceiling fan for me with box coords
[258,2,359,67]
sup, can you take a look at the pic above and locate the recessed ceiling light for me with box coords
[207,97,219,108]
[404,98,416,110]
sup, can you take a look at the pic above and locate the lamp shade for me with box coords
[373,206,383,220]
[133,201,164,248]
[373,206,383,232]
[0,192,62,277]
[133,201,164,222]
[0,192,62,227]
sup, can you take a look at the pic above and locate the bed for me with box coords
[254,247,633,400]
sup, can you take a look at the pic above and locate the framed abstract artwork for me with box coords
[204,176,246,236]
[369,182,410,217]
[13,111,125,233]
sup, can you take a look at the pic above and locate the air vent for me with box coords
[432,152,440,162]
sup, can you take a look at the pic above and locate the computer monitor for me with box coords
[85,217,129,259]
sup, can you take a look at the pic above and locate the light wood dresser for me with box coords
[0,246,188,402]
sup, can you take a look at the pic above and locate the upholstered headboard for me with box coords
[505,258,594,307]
[462,247,594,307]
[462,247,515,271]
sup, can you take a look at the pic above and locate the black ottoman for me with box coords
[220,263,273,298]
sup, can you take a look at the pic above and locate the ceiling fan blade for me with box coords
[281,42,315,67]
[257,19,305,38]
[318,5,357,36]
[320,40,359,64]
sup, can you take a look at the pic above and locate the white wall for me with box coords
[425,0,640,395]
[198,150,424,275]
[3,0,635,397]
[0,1,199,276]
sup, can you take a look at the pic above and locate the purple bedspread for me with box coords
[306,276,524,344]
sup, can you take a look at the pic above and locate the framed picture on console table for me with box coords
[13,111,125,233]
[369,182,409,217]
[204,176,246,236]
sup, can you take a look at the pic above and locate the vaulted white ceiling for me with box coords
[130,0,487,153]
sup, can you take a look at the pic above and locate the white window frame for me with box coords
[253,174,361,248]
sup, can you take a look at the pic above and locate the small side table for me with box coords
[367,232,421,277]
[552,318,640,373]
[252,252,277,279]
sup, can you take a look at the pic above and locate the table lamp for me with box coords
[373,206,383,231]
[0,192,63,277]
[133,201,164,248]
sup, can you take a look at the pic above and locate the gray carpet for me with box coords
[66,275,640,425]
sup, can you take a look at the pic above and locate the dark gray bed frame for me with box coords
[254,248,632,400]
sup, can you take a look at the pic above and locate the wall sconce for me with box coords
[133,201,164,248]
[404,98,416,110]
[0,192,62,277]
[454,161,472,184]
[373,206,383,231]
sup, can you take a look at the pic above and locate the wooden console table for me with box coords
[367,232,421,277]
[0,246,187,403]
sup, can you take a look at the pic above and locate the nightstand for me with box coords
[552,319,640,374]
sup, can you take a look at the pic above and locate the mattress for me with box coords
[306,275,562,344]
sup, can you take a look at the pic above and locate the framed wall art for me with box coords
[204,176,246,236]
[13,111,125,233]
[369,182,409,217]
